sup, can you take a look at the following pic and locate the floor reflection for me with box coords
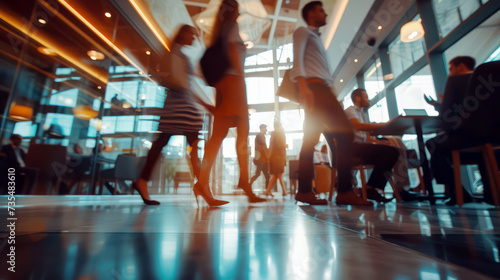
[0,196,497,279]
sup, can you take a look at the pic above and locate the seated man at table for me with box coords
[424,56,486,205]
[344,89,399,203]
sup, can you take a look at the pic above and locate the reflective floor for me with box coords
[0,195,499,280]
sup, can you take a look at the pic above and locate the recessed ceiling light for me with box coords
[199,19,205,23]
[87,50,105,60]
[98,86,102,89]
[38,19,47,25]
[340,79,344,83]
[378,25,382,30]
[37,47,57,56]
[354,59,358,63]
[105,12,112,18]
[146,51,151,55]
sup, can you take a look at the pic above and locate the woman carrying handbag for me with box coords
[195,0,266,206]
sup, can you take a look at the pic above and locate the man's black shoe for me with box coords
[366,188,393,203]
[400,190,420,202]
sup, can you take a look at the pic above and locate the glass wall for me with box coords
[0,0,203,195]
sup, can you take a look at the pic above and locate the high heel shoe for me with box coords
[132,181,160,205]
[193,183,229,207]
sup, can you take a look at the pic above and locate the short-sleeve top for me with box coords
[344,106,367,143]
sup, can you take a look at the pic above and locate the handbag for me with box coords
[155,52,189,90]
[200,29,231,86]
[276,70,299,104]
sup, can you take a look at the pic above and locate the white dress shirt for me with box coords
[290,26,333,86]
[344,105,368,143]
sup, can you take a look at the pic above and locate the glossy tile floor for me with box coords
[0,195,499,280]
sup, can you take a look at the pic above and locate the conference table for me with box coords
[372,115,446,204]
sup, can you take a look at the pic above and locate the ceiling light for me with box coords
[138,71,143,75]
[146,51,151,55]
[340,79,344,83]
[400,20,425,42]
[9,104,33,121]
[38,18,47,25]
[354,59,358,63]
[37,47,57,56]
[244,41,254,49]
[105,12,112,18]
[378,25,382,30]
[73,105,98,120]
[122,101,132,109]
[98,86,102,89]
[365,61,382,79]
[87,50,105,60]
[91,118,102,131]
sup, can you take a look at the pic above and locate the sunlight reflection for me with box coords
[437,209,453,228]
[290,218,310,279]
[478,210,494,231]
[417,211,431,236]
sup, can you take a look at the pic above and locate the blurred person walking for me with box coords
[250,124,270,189]
[135,25,209,205]
[264,121,287,197]
[195,0,266,206]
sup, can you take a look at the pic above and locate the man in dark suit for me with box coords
[1,134,37,194]
[425,56,482,205]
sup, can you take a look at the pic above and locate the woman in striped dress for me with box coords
[134,25,207,205]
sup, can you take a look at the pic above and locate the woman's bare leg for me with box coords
[198,118,230,194]
[277,173,286,195]
[265,175,278,194]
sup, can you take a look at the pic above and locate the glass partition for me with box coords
[0,0,207,195]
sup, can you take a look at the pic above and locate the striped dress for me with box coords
[157,43,204,134]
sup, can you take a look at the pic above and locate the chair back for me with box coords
[460,61,500,141]
[25,144,67,194]
[114,154,140,181]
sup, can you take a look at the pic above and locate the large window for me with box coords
[246,77,276,104]
[394,66,438,116]
[364,58,384,99]
[432,0,482,38]
[368,97,389,123]
[444,9,500,67]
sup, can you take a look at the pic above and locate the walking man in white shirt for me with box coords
[291,1,370,205]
